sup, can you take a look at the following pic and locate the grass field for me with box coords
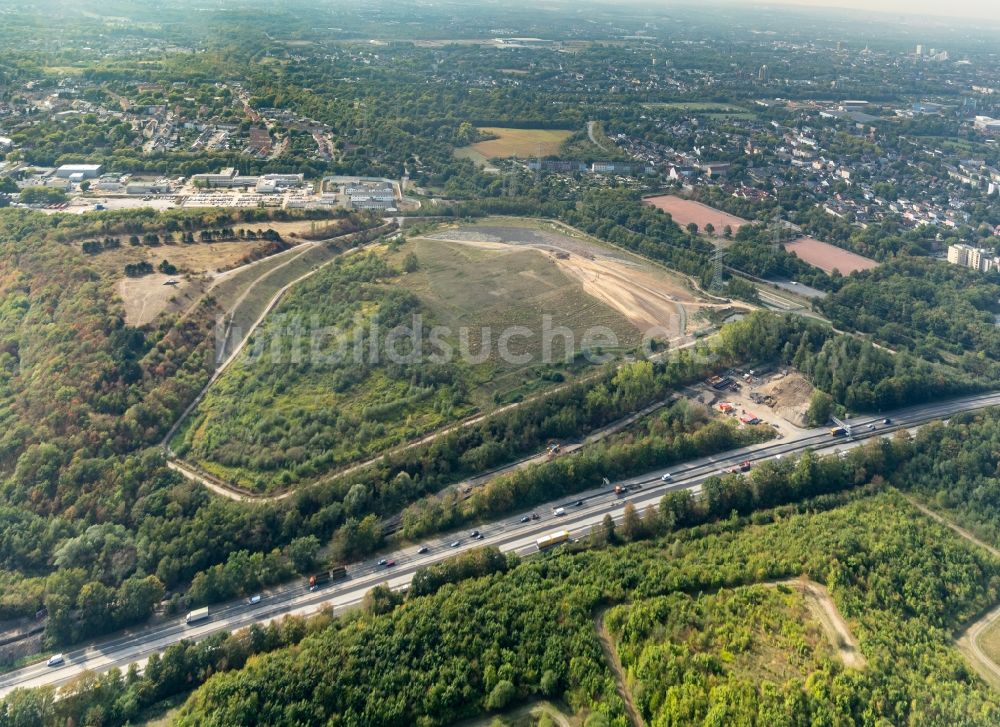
[455,127,573,166]
[392,236,642,405]
[175,221,657,491]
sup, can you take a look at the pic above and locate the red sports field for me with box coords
[783,236,878,275]
[644,195,749,235]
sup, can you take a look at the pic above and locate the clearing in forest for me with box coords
[455,127,573,166]
[604,580,863,725]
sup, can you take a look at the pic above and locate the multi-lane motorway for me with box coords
[4,390,1000,699]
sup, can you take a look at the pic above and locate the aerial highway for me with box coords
[3,390,1000,699]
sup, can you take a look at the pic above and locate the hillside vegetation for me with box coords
[171,489,1000,726]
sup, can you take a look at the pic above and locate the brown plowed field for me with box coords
[783,236,878,275]
[644,195,749,235]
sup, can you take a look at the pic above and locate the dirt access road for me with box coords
[595,610,646,727]
[908,498,1000,690]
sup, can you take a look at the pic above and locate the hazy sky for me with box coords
[737,0,1000,22]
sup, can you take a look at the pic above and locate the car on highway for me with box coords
[450,540,461,548]
[46,654,65,667]
[377,558,388,566]
[574,500,584,507]
[661,473,672,481]
[867,423,876,430]
[531,513,540,520]
[248,594,262,605]
[385,559,396,567]
[520,515,531,523]
[883,418,892,425]
[553,507,566,516]
[417,545,429,554]
[470,530,481,539]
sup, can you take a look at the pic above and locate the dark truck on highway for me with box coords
[308,564,347,590]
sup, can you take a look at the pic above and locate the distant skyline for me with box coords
[717,0,1000,22]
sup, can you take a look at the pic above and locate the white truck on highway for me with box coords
[185,607,210,625]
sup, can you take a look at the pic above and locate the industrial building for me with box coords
[191,168,258,189]
[255,173,305,194]
[346,181,396,211]
[55,164,102,179]
[192,168,304,192]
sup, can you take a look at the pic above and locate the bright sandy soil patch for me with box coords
[644,195,750,235]
[422,221,726,339]
[109,240,300,325]
[783,236,879,275]
[118,274,208,326]
[757,370,815,427]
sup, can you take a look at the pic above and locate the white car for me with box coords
[661,473,672,482]
[47,654,65,667]
[553,507,566,516]
[248,594,262,605]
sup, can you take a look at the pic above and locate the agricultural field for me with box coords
[455,127,573,166]
[783,236,880,275]
[644,194,751,235]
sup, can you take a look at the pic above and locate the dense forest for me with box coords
[159,490,1000,725]
[0,188,987,662]
[816,258,1000,381]
[11,405,1000,723]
